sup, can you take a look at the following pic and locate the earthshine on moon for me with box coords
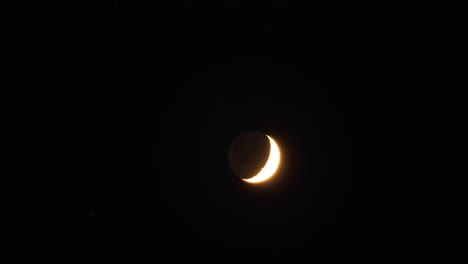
[227,131,281,184]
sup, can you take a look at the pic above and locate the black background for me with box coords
[13,1,464,262]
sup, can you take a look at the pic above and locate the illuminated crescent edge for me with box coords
[243,135,281,183]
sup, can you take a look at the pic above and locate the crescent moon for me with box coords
[243,135,281,183]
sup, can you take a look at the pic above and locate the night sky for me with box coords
[17,1,464,262]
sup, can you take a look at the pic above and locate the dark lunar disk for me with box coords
[227,131,271,180]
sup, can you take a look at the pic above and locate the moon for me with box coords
[243,135,281,183]
[227,131,281,184]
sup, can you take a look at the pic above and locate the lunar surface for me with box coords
[228,131,281,183]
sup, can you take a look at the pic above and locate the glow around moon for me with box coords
[243,135,281,183]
